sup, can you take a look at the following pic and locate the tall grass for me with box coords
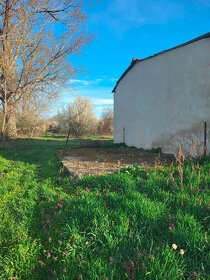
[0,137,209,280]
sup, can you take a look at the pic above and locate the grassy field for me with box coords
[0,135,209,280]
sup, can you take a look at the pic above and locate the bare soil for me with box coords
[61,147,174,179]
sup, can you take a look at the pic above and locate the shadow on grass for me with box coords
[0,137,118,166]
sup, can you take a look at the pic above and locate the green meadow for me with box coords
[0,136,209,280]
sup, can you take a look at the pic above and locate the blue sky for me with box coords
[53,0,210,118]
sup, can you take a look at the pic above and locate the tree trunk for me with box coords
[1,102,17,138]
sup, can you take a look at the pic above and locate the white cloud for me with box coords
[70,78,103,86]
[56,95,113,106]
[48,76,116,118]
[91,98,113,105]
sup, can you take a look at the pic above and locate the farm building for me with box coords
[113,33,210,156]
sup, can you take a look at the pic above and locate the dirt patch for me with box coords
[61,147,174,179]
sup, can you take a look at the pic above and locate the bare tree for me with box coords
[0,0,93,138]
[56,96,98,136]
[98,107,113,135]
[16,89,55,137]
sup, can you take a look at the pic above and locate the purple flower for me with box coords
[130,261,134,267]
[52,256,56,261]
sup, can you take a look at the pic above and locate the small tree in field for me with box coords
[57,96,98,137]
[98,108,113,135]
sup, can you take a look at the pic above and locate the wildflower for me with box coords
[85,241,89,245]
[59,195,63,198]
[169,223,175,229]
[172,244,177,250]
[130,260,134,267]
[78,274,82,279]
[155,247,158,251]
[136,234,139,238]
[48,237,51,242]
[180,249,184,255]
[52,256,57,261]
[57,203,63,208]
[47,219,51,224]
[41,211,44,215]
[149,255,154,259]
[109,256,115,263]
[137,252,141,258]
[169,226,172,231]
[38,260,46,266]
[127,221,129,225]
[62,251,68,256]
[63,268,67,273]
[144,267,147,271]
[31,242,34,246]
[66,243,70,248]
[58,240,62,245]
[128,234,131,238]
[105,278,108,280]
[193,272,197,277]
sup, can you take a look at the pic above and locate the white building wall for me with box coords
[114,38,210,156]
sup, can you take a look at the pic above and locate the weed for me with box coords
[0,136,209,280]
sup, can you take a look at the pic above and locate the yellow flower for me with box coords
[172,244,177,250]
[180,249,184,255]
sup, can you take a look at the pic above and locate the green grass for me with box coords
[0,135,209,280]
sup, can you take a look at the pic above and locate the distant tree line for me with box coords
[0,96,113,137]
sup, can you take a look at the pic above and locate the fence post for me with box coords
[123,127,125,143]
[204,121,207,156]
[62,128,71,158]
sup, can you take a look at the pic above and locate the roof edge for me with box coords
[112,32,210,93]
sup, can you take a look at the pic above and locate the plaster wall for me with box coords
[114,38,210,156]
